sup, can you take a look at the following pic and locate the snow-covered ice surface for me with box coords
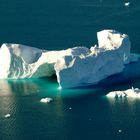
[0,30,138,88]
[107,87,140,98]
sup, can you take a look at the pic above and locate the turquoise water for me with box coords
[0,0,140,139]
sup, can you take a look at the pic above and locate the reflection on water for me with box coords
[0,80,39,96]
[0,78,103,98]
[0,77,140,139]
[0,80,14,96]
[0,78,58,97]
[104,93,140,137]
[0,78,66,139]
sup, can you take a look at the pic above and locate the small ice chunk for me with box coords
[69,107,72,110]
[124,2,130,7]
[40,98,53,103]
[118,129,122,133]
[5,114,11,118]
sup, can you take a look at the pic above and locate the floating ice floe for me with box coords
[124,2,130,7]
[0,30,138,88]
[69,107,72,110]
[118,129,122,133]
[107,87,140,98]
[4,114,11,118]
[40,98,53,103]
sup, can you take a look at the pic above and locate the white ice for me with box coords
[0,30,138,88]
[55,30,138,88]
[40,98,53,103]
[107,87,140,98]
[124,2,130,7]
[4,114,11,118]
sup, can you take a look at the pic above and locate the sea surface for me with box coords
[0,0,140,139]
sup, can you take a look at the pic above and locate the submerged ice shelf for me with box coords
[0,30,138,88]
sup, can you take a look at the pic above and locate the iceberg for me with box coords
[55,30,138,88]
[107,87,140,98]
[0,30,138,88]
[0,44,75,79]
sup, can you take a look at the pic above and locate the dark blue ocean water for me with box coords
[0,0,140,139]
